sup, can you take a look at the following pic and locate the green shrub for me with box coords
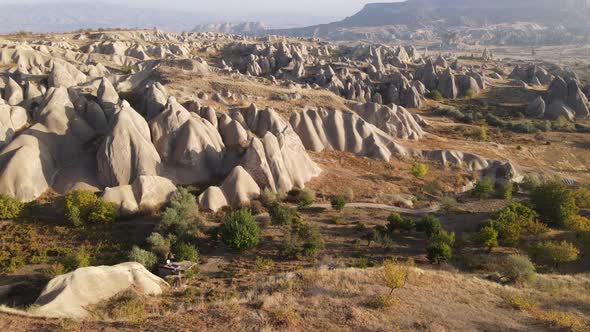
[268,203,297,226]
[472,178,494,198]
[331,195,347,211]
[426,242,452,264]
[219,209,260,251]
[520,175,540,192]
[172,242,198,262]
[464,88,475,98]
[296,188,315,208]
[426,90,443,101]
[146,232,172,259]
[528,240,579,267]
[157,188,202,238]
[477,225,498,250]
[429,229,455,247]
[501,255,536,283]
[416,214,442,238]
[387,213,415,233]
[439,196,458,214]
[495,182,513,200]
[530,181,578,226]
[62,247,90,272]
[0,194,23,219]
[410,163,428,178]
[260,188,278,207]
[128,246,158,270]
[64,190,117,226]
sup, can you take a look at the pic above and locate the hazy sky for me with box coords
[2,0,381,18]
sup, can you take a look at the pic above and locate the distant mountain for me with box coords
[0,2,198,34]
[269,0,590,45]
[192,22,267,36]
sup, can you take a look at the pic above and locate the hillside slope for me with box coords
[270,0,590,45]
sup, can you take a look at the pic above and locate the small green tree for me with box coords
[157,188,202,238]
[426,242,452,264]
[477,225,498,251]
[331,195,347,211]
[416,214,442,238]
[219,209,260,251]
[298,223,323,257]
[410,163,428,178]
[128,246,158,270]
[0,194,23,219]
[492,203,537,246]
[528,240,579,267]
[530,181,578,226]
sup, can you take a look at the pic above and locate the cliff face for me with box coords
[269,0,590,44]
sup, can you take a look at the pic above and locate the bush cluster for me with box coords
[416,215,454,264]
[410,163,428,178]
[528,240,579,267]
[331,195,347,211]
[269,203,298,226]
[64,190,117,227]
[281,221,323,258]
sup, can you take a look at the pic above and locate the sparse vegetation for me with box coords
[61,247,90,272]
[426,89,443,101]
[0,194,23,220]
[269,203,298,226]
[296,188,315,208]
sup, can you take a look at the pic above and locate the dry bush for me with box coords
[383,258,413,295]
[268,305,299,327]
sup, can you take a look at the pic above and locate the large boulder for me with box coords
[33,262,168,319]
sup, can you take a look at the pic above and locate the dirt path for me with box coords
[309,202,440,215]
